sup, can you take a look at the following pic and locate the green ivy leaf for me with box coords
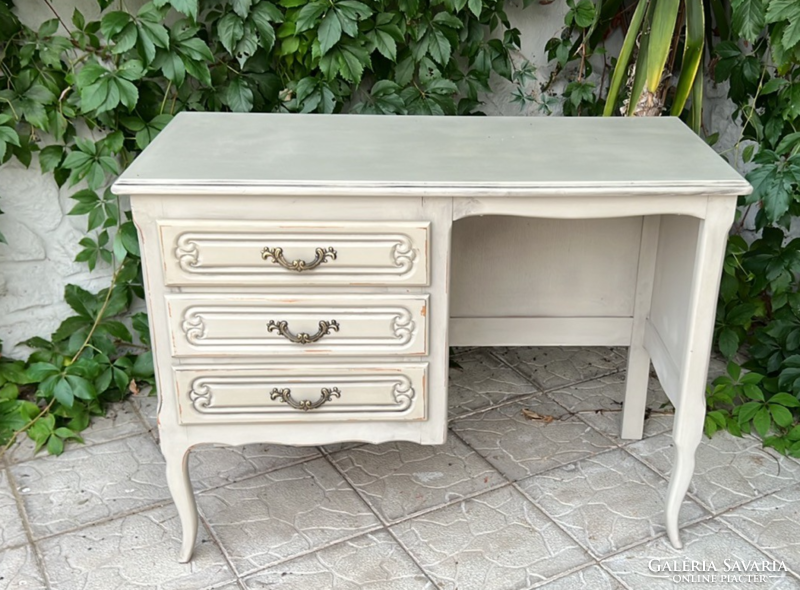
[295,2,327,33]
[318,11,342,55]
[218,13,245,54]
[250,2,281,51]
[46,434,64,455]
[753,405,772,436]
[770,403,794,428]
[100,11,131,39]
[38,145,64,173]
[154,0,198,21]
[233,0,255,18]
[118,222,140,257]
[732,0,766,43]
[133,351,154,379]
[224,78,254,111]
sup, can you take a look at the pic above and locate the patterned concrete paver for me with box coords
[518,448,708,558]
[448,349,539,419]
[38,504,235,590]
[452,397,617,481]
[241,531,434,589]
[489,346,626,391]
[10,434,169,538]
[719,482,800,574]
[1,346,799,590]
[626,430,800,514]
[535,565,625,590]
[0,544,47,590]
[189,443,321,491]
[602,519,800,589]
[330,433,504,523]
[0,468,27,550]
[391,485,592,590]
[197,457,380,576]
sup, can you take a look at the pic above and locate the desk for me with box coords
[112,113,752,562]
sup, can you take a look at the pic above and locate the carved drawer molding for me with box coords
[159,220,429,286]
[173,364,427,424]
[166,294,428,356]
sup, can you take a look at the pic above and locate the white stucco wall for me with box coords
[0,0,742,358]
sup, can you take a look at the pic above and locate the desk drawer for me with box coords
[174,364,427,424]
[159,220,429,286]
[166,294,428,356]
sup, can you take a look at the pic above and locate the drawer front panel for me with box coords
[159,220,429,286]
[174,364,427,424]
[167,294,428,356]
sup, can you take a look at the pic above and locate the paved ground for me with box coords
[2,346,800,590]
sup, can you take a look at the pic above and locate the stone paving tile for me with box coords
[534,565,625,590]
[391,485,591,590]
[330,433,505,523]
[719,482,800,574]
[547,371,671,414]
[241,531,434,589]
[452,398,617,481]
[626,431,800,514]
[198,457,380,576]
[11,434,169,539]
[546,371,674,441]
[129,392,158,438]
[489,346,625,391]
[189,443,320,491]
[5,401,147,465]
[602,519,800,589]
[518,448,709,558]
[0,544,47,590]
[448,349,538,419]
[39,503,235,590]
[0,468,27,550]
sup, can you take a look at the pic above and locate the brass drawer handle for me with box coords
[261,246,337,271]
[266,319,340,344]
[270,387,341,411]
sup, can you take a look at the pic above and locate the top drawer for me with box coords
[158,220,429,287]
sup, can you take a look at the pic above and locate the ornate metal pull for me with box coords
[266,319,340,344]
[270,387,341,411]
[261,246,337,271]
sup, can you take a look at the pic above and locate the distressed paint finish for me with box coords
[112,113,750,562]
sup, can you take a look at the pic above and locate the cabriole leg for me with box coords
[664,199,734,549]
[163,442,197,562]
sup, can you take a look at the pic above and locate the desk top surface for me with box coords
[113,113,751,197]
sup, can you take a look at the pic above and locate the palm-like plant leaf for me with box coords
[603,0,650,116]
[671,0,705,116]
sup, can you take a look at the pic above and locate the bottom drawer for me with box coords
[174,364,427,424]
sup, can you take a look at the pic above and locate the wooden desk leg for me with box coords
[163,439,198,562]
[665,198,735,549]
[622,216,661,440]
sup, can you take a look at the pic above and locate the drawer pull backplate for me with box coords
[270,387,341,411]
[266,319,340,345]
[261,246,337,271]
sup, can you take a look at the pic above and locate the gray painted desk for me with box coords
[113,113,752,562]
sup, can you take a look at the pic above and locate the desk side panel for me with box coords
[648,214,700,403]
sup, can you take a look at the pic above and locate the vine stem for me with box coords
[0,264,124,460]
[42,0,70,33]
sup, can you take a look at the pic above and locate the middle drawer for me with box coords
[166,294,428,357]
